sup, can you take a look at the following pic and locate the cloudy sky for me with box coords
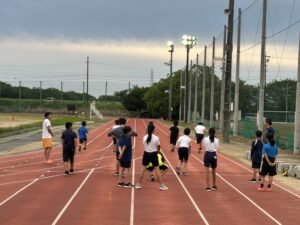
[0,0,299,96]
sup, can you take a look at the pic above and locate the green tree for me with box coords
[122,86,148,113]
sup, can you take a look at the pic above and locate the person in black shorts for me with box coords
[117,126,133,188]
[175,128,192,175]
[61,122,78,176]
[249,130,263,183]
[146,151,169,181]
[202,128,219,191]
[169,120,179,152]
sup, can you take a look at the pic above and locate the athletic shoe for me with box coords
[117,182,124,187]
[175,167,180,175]
[249,178,257,183]
[205,187,212,192]
[134,183,142,189]
[69,169,74,174]
[160,184,168,191]
[114,172,119,176]
[258,178,261,182]
[123,183,132,188]
[257,187,265,192]
[211,186,217,191]
[64,171,70,176]
[266,188,272,192]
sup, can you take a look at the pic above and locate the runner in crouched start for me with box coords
[146,150,169,181]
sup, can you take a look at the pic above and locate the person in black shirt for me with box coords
[169,120,179,152]
[61,122,78,176]
[264,118,275,142]
[249,130,263,183]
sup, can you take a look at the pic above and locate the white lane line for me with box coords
[0,179,39,206]
[141,119,209,225]
[155,120,300,199]
[51,169,95,225]
[217,153,300,199]
[130,119,137,225]
[191,154,282,225]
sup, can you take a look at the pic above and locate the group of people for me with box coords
[42,112,278,192]
[42,112,89,176]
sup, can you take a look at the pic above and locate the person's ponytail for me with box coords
[146,124,155,144]
[266,133,275,147]
[209,128,215,143]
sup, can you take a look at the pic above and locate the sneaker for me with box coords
[175,167,180,175]
[266,187,272,192]
[249,178,257,183]
[117,182,124,187]
[114,172,119,176]
[69,169,74,174]
[212,186,217,191]
[160,184,168,191]
[135,183,142,189]
[205,187,212,192]
[123,183,132,188]
[64,171,70,176]
[257,187,265,192]
[258,178,261,182]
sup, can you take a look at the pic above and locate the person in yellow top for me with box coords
[146,150,169,181]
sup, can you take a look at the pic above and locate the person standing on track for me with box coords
[61,122,78,176]
[135,124,168,191]
[42,112,54,164]
[117,126,133,188]
[202,128,219,191]
[249,130,263,183]
[175,128,192,176]
[264,118,275,142]
[257,133,279,192]
[169,120,179,152]
[108,118,138,176]
[112,119,120,148]
[195,122,207,153]
[78,121,88,152]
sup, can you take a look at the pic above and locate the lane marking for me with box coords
[0,179,39,206]
[141,119,209,225]
[191,154,282,225]
[130,119,137,225]
[51,169,95,225]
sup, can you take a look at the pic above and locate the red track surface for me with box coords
[0,119,299,225]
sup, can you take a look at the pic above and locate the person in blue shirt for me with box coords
[78,121,88,151]
[258,133,279,192]
[117,126,133,188]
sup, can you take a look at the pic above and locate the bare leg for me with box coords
[160,168,168,177]
[268,176,273,186]
[70,161,74,170]
[183,161,188,174]
[154,166,164,186]
[260,176,265,187]
[119,167,125,183]
[205,167,210,188]
[64,162,69,171]
[115,160,120,174]
[212,168,217,187]
[137,166,147,184]
[84,141,87,150]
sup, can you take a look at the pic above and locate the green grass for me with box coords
[0,115,88,138]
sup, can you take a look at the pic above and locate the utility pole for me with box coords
[179,71,183,121]
[220,25,227,131]
[188,60,193,123]
[168,44,174,121]
[210,37,216,127]
[233,8,242,136]
[184,47,190,124]
[183,70,187,122]
[201,46,207,122]
[193,54,199,124]
[105,81,108,101]
[258,0,267,131]
[294,33,300,154]
[83,81,85,102]
[60,81,63,114]
[86,56,89,102]
[18,81,21,113]
[223,0,234,143]
[39,81,42,109]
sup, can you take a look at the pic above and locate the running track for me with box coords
[0,119,299,225]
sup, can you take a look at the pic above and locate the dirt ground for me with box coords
[0,113,40,128]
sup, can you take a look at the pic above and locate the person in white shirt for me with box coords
[135,124,168,191]
[195,122,207,153]
[202,128,219,191]
[175,128,192,175]
[42,112,54,164]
